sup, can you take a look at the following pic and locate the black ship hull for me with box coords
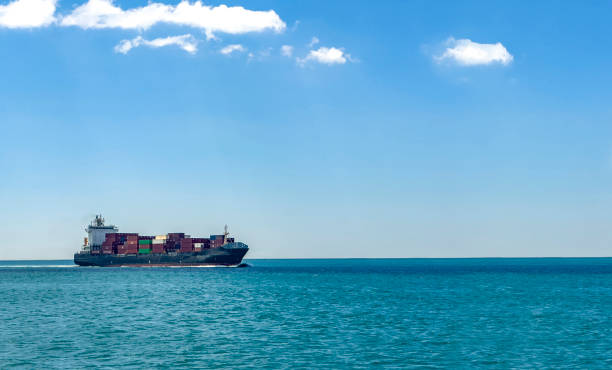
[74,247,248,267]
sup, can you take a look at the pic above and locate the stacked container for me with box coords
[152,236,166,244]
[151,235,166,253]
[151,244,165,254]
[138,237,152,254]
[116,244,128,254]
[89,230,235,256]
[101,234,116,254]
[180,238,193,253]
[125,235,139,254]
[165,240,177,252]
[168,233,185,240]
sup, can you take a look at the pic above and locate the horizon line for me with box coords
[1,256,611,262]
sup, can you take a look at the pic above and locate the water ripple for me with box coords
[0,258,610,368]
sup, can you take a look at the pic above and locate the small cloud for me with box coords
[297,46,351,66]
[281,45,293,57]
[220,44,245,55]
[290,20,300,31]
[308,36,319,48]
[0,0,57,28]
[435,38,513,66]
[114,34,198,54]
[246,48,272,62]
[259,47,272,58]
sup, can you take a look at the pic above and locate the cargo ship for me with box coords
[74,215,249,267]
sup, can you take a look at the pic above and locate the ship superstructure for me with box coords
[83,215,118,254]
[74,215,249,267]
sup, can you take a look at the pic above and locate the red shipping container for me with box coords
[168,233,185,240]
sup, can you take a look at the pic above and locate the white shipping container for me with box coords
[194,243,203,248]
[152,239,165,244]
[155,235,168,240]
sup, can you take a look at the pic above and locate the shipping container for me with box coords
[138,239,152,245]
[138,249,151,254]
[179,239,193,251]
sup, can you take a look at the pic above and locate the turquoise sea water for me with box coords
[1,258,611,368]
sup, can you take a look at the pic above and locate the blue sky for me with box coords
[1,0,612,259]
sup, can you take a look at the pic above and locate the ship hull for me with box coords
[74,247,248,267]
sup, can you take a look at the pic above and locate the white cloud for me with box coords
[435,38,513,66]
[60,0,286,39]
[246,47,273,62]
[281,45,293,57]
[297,46,350,66]
[114,34,198,54]
[220,44,245,55]
[0,0,56,28]
[308,36,319,48]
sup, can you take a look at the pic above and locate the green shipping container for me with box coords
[138,240,152,245]
[138,249,151,254]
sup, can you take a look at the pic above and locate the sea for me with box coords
[0,258,610,369]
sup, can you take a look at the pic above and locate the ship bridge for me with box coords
[84,215,118,252]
